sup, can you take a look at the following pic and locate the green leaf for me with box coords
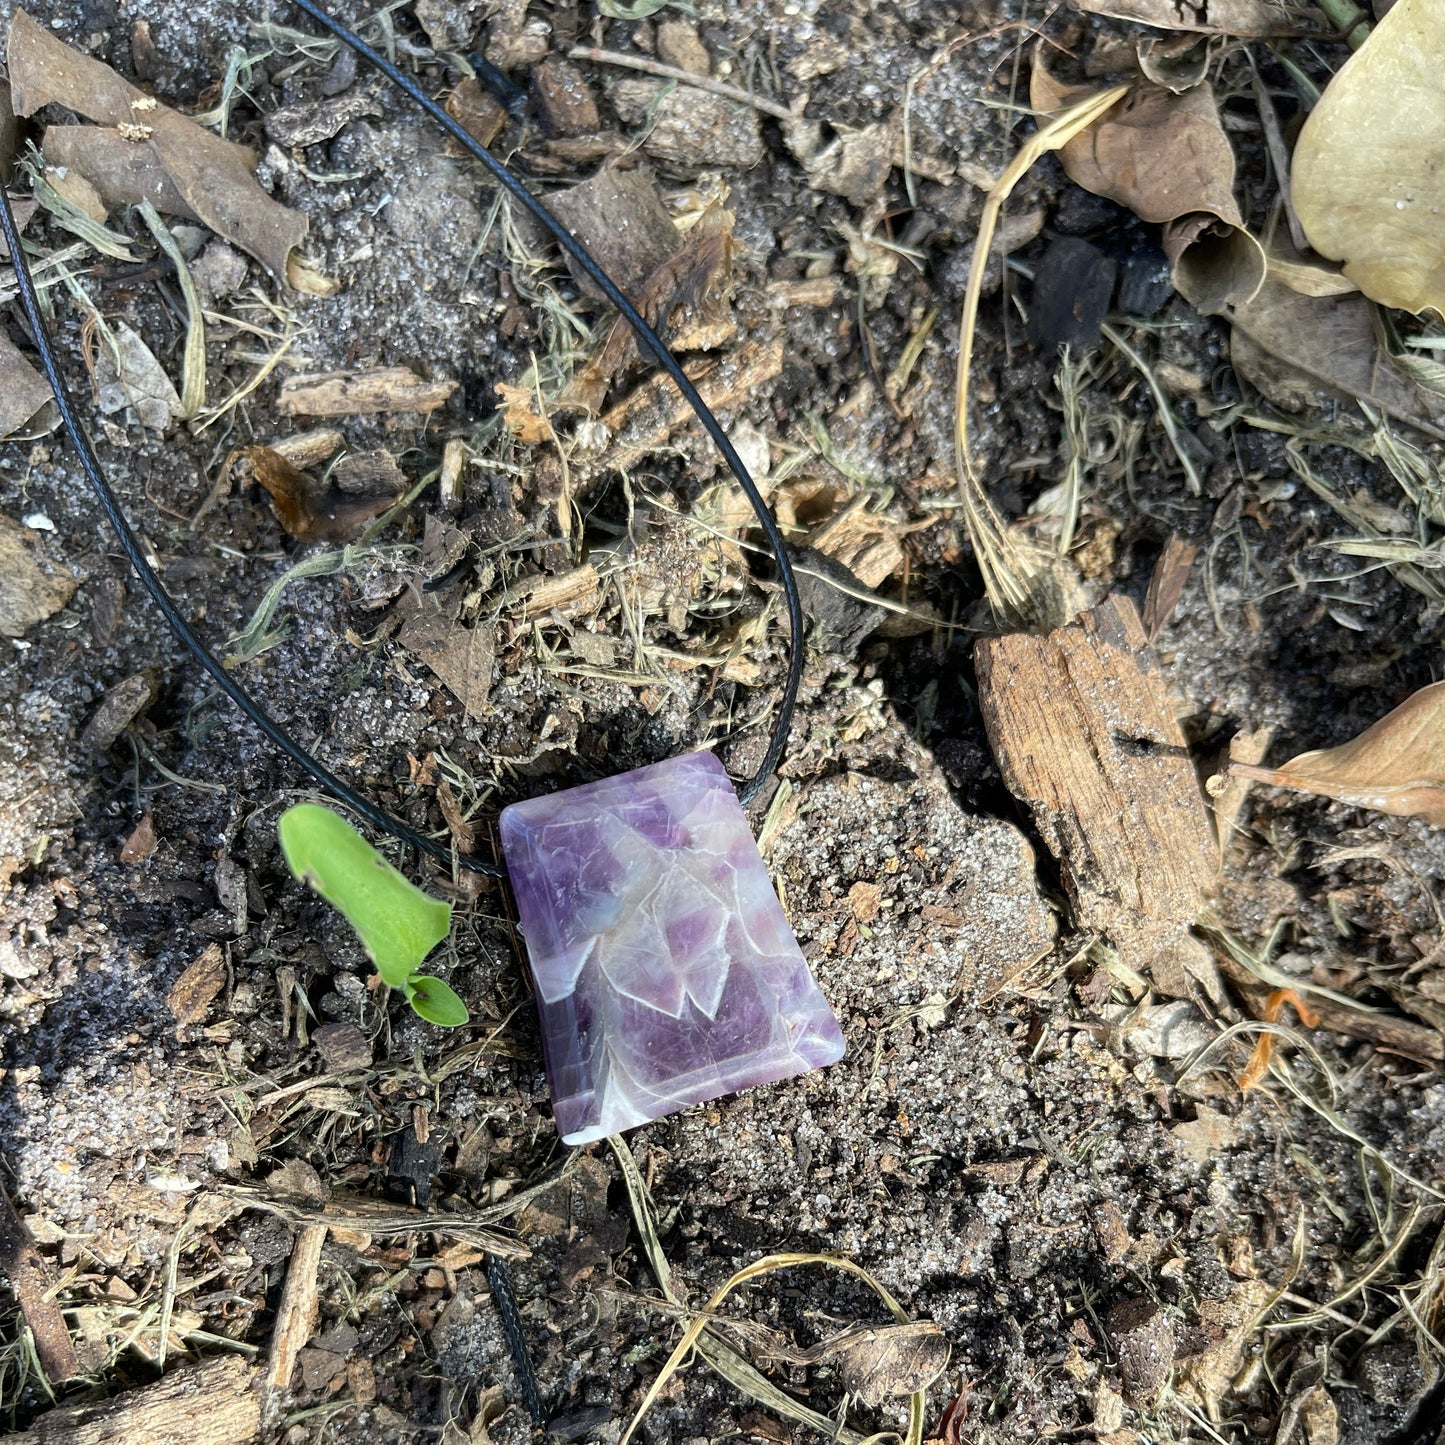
[278,804,451,987]
[405,974,470,1027]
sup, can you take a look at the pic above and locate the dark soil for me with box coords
[3,3,1444,1444]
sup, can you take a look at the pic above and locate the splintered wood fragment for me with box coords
[9,1356,259,1445]
[601,337,784,472]
[166,942,227,1028]
[500,563,600,620]
[278,367,457,417]
[263,1222,327,1405]
[0,1176,81,1385]
[976,594,1220,999]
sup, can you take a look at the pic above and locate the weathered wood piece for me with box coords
[977,594,1220,998]
[11,1356,259,1444]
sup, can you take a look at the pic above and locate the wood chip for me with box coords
[499,563,600,620]
[546,165,681,303]
[0,1177,81,1385]
[0,513,75,637]
[263,1223,328,1406]
[9,1355,260,1445]
[278,366,457,417]
[532,56,599,138]
[976,594,1221,1000]
[166,942,226,1027]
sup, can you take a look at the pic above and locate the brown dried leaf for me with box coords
[1228,275,1445,438]
[239,445,394,543]
[120,812,157,864]
[494,381,555,444]
[167,942,226,1026]
[563,203,737,414]
[8,9,306,281]
[818,1323,951,1408]
[1031,61,1264,313]
[1229,681,1445,826]
[1067,0,1311,34]
[1293,0,1445,316]
[0,331,53,440]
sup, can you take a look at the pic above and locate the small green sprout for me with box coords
[277,803,469,1027]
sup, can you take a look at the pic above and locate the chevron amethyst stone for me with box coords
[499,752,845,1145]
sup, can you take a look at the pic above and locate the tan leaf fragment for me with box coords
[1031,61,1264,313]
[8,9,306,282]
[1067,0,1312,35]
[1229,271,1445,438]
[0,514,75,636]
[1226,680,1445,826]
[1293,0,1445,316]
[238,445,396,544]
[758,1322,951,1408]
[0,330,53,439]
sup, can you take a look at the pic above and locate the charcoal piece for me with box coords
[1028,236,1116,353]
[1118,241,1175,317]
[386,1124,442,1208]
[793,546,887,655]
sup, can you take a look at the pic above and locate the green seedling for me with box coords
[277,803,469,1027]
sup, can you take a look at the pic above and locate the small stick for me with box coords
[1250,67,1309,254]
[567,45,796,122]
[263,1223,328,1409]
[0,1172,82,1385]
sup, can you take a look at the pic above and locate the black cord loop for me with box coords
[0,0,803,880]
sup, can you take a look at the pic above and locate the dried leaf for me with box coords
[1293,0,1445,316]
[1068,0,1312,34]
[1229,274,1445,437]
[1228,681,1445,825]
[494,381,555,444]
[239,445,395,543]
[8,9,306,282]
[817,1323,950,1408]
[1032,62,1264,313]
[0,513,75,636]
[0,330,52,439]
[96,321,181,431]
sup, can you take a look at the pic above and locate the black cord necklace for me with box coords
[0,0,804,878]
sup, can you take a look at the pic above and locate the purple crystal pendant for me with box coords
[499,752,845,1145]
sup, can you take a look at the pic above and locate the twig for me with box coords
[0,1170,81,1386]
[567,45,796,122]
[1249,66,1309,254]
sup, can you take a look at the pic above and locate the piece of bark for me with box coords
[546,166,681,304]
[167,942,226,1028]
[80,669,160,751]
[9,1356,259,1445]
[9,10,305,281]
[445,76,506,150]
[976,594,1221,1000]
[264,93,379,148]
[601,335,785,473]
[532,56,599,138]
[0,1176,82,1385]
[499,563,600,620]
[263,1223,328,1406]
[277,367,457,418]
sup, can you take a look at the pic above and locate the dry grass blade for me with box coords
[138,200,205,418]
[609,1137,885,1445]
[954,83,1127,620]
[1223,680,1445,826]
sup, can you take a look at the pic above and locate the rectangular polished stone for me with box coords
[500,752,845,1145]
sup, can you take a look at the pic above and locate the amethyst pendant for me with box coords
[499,752,845,1145]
